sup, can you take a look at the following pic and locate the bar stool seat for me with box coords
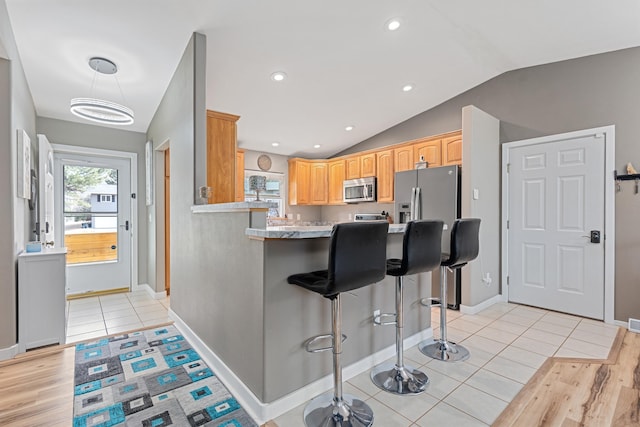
[419,218,481,362]
[370,220,443,395]
[288,221,389,427]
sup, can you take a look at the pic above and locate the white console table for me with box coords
[18,247,67,352]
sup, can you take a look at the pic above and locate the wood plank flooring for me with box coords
[494,328,639,427]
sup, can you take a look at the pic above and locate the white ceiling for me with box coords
[6,0,640,158]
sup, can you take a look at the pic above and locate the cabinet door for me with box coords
[414,139,442,167]
[345,156,361,180]
[328,159,345,204]
[235,150,245,202]
[360,153,376,177]
[288,159,310,205]
[206,110,240,203]
[442,134,462,165]
[394,145,414,172]
[376,149,394,203]
[310,162,328,205]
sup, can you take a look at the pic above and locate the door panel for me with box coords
[508,134,604,319]
[54,153,132,295]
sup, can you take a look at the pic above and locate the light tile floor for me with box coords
[65,290,171,344]
[274,302,620,427]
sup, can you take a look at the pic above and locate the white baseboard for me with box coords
[459,294,505,315]
[170,309,433,424]
[0,344,19,361]
[133,283,167,300]
[614,320,628,328]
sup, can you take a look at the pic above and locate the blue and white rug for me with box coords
[72,325,258,427]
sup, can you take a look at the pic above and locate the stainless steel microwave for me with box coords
[343,177,376,203]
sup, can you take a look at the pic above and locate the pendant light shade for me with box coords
[70,57,134,126]
[70,98,134,125]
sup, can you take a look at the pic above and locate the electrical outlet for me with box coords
[482,272,492,285]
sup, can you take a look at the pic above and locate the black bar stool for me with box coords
[370,220,443,395]
[288,221,388,427]
[419,218,480,362]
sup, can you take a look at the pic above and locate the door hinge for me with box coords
[507,276,509,285]
[507,163,510,173]
[506,220,509,229]
[131,193,136,199]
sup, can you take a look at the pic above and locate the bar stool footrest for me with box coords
[419,297,441,308]
[304,333,347,353]
[373,312,397,326]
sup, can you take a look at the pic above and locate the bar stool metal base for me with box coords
[419,339,470,362]
[370,362,429,395]
[303,392,374,427]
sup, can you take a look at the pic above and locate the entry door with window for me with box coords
[506,133,605,319]
[54,153,132,295]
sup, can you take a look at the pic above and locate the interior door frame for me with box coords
[501,125,615,324]
[52,143,138,292]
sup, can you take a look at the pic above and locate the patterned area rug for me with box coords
[72,325,258,427]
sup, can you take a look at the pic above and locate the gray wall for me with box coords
[145,33,207,299]
[339,47,640,322]
[0,0,36,354]
[36,117,149,286]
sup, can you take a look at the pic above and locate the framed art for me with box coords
[17,129,31,199]
[145,141,153,205]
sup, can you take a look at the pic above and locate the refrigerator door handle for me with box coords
[415,187,421,220]
[410,187,416,221]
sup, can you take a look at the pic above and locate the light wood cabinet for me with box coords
[376,149,394,203]
[345,156,361,180]
[288,158,311,205]
[310,162,328,205]
[360,152,376,177]
[328,159,345,205]
[394,145,414,172]
[442,134,462,165]
[414,138,442,167]
[235,149,245,202]
[207,110,240,203]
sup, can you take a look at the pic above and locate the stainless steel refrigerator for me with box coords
[394,165,461,308]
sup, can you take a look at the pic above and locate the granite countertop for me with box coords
[246,223,406,239]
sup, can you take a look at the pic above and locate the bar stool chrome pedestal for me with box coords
[419,218,481,362]
[288,222,389,427]
[370,220,443,395]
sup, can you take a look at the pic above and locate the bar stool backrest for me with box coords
[327,221,389,298]
[400,220,444,276]
[443,218,481,268]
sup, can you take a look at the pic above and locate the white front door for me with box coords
[506,133,605,319]
[54,153,132,296]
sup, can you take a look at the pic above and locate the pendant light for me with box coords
[70,57,134,126]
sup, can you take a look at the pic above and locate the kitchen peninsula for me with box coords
[174,202,435,422]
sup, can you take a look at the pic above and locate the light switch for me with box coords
[473,188,479,200]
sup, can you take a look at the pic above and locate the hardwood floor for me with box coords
[495,328,639,427]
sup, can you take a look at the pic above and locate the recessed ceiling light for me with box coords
[271,142,280,147]
[345,126,354,131]
[386,18,401,31]
[271,71,287,82]
[402,84,414,92]
[313,144,321,149]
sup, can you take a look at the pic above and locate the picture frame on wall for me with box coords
[145,141,153,206]
[17,129,31,199]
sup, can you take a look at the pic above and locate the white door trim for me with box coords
[501,126,615,323]
[51,143,138,291]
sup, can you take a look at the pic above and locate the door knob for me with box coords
[581,230,601,243]
[111,245,117,250]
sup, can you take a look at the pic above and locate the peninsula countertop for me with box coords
[246,223,406,239]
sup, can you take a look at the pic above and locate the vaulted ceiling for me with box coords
[6,0,640,157]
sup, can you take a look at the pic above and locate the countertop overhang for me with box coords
[246,223,406,239]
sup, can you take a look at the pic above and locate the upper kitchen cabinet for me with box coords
[309,161,328,205]
[376,149,394,203]
[414,138,442,167]
[235,149,245,202]
[288,158,311,205]
[328,159,345,205]
[442,134,462,165]
[345,155,361,180]
[360,152,376,177]
[207,110,240,203]
[394,145,414,172]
